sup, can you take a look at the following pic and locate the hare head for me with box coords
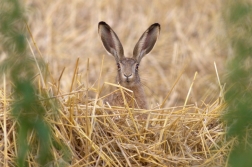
[98,21,160,88]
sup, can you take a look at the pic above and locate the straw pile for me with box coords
[1,67,229,166]
[0,0,232,166]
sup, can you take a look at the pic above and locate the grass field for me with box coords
[0,0,232,166]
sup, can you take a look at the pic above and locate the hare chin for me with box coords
[120,81,136,88]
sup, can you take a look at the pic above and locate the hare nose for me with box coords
[124,73,132,78]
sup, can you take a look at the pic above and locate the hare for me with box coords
[98,21,160,109]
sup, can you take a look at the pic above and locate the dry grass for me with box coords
[0,0,232,166]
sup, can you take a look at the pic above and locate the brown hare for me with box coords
[98,21,160,109]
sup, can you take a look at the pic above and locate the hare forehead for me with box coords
[120,58,137,66]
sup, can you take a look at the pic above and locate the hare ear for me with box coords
[133,23,160,63]
[98,21,124,62]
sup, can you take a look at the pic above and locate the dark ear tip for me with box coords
[98,21,111,32]
[98,21,108,26]
[152,23,160,29]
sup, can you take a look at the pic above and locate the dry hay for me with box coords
[0,60,231,166]
[0,0,233,166]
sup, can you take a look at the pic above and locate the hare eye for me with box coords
[117,63,121,71]
[136,63,139,71]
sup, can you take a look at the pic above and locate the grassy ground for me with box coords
[0,0,231,166]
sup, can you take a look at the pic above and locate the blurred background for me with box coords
[25,0,225,107]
